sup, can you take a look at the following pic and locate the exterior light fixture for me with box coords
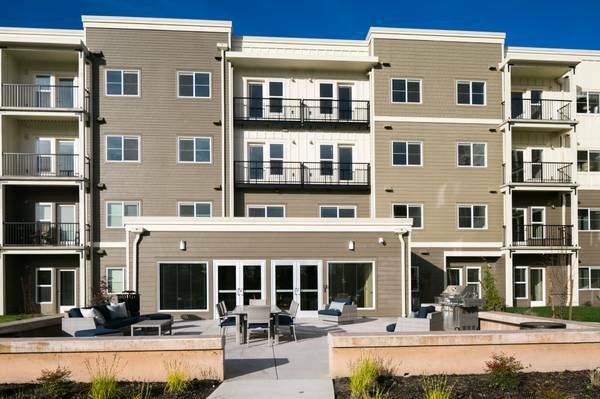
[378,237,386,246]
[384,186,394,192]
[348,240,355,251]
[179,240,187,251]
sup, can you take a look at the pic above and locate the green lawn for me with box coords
[506,306,600,323]
[0,314,42,324]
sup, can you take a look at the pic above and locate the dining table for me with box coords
[228,305,286,345]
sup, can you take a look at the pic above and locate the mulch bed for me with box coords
[0,379,220,398]
[334,371,600,398]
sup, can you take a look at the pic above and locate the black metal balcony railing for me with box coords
[233,97,370,125]
[512,224,573,247]
[2,153,80,177]
[509,98,571,121]
[234,161,370,190]
[3,222,80,246]
[511,162,573,184]
[1,84,79,109]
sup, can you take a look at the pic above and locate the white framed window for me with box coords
[579,266,600,290]
[327,261,375,309]
[177,71,211,98]
[466,266,481,297]
[320,205,356,218]
[457,80,486,105]
[392,141,422,166]
[106,267,125,294]
[457,143,486,167]
[106,201,140,228]
[247,205,285,218]
[178,202,212,217]
[105,69,139,96]
[446,267,462,286]
[578,208,600,231]
[391,78,422,103]
[106,135,140,162]
[159,262,209,311]
[178,137,211,163]
[319,83,334,115]
[392,203,423,229]
[577,150,600,172]
[457,204,487,229]
[35,268,53,304]
[514,266,528,299]
[577,92,600,114]
[268,81,283,113]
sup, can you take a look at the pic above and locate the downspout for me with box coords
[400,233,406,317]
[217,42,229,216]
[129,227,146,292]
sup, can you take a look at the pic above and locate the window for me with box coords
[320,205,356,218]
[393,204,423,228]
[328,262,374,308]
[577,92,600,114]
[178,137,211,163]
[514,267,528,299]
[457,143,486,167]
[247,205,285,218]
[392,141,422,166]
[577,150,600,172]
[106,136,140,162]
[107,267,125,294]
[159,263,208,311]
[320,83,333,114]
[178,72,210,98]
[320,145,334,176]
[466,267,481,297]
[106,201,140,228]
[578,208,600,231]
[391,78,421,103]
[35,268,52,304]
[270,144,284,175]
[458,205,487,229]
[457,80,486,105]
[579,267,600,290]
[105,69,139,96]
[178,202,212,217]
[411,265,419,293]
[447,268,461,286]
[269,82,283,113]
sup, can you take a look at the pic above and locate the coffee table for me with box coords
[130,319,172,336]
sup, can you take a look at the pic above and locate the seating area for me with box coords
[317,297,358,324]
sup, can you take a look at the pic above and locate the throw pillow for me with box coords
[107,302,128,320]
[329,301,345,312]
[80,308,106,325]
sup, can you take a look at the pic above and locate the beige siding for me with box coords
[85,28,228,243]
[579,190,600,265]
[372,39,502,118]
[374,122,502,241]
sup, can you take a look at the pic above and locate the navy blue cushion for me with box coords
[334,297,353,305]
[386,323,396,332]
[93,305,112,322]
[277,315,294,326]
[68,308,83,318]
[220,317,236,327]
[141,313,172,321]
[248,323,269,329]
[318,309,342,316]
[417,305,436,319]
[104,317,140,330]
[74,326,121,337]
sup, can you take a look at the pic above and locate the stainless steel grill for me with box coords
[436,285,483,331]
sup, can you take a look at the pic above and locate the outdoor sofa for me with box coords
[386,305,444,332]
[317,297,358,324]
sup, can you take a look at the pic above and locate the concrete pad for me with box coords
[208,379,334,399]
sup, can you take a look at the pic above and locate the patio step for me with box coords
[208,379,334,399]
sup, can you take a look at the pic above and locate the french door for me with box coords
[36,138,54,176]
[338,85,353,120]
[57,204,77,245]
[57,140,76,177]
[530,149,544,182]
[248,144,264,181]
[57,78,75,108]
[338,146,354,181]
[35,75,52,107]
[58,269,76,312]
[272,261,322,318]
[248,83,264,118]
[530,90,543,119]
[512,208,527,245]
[214,261,265,315]
[511,149,524,183]
[530,267,546,307]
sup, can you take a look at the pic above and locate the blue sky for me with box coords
[1,0,598,50]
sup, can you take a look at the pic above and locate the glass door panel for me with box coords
[248,144,264,180]
[531,149,543,181]
[299,264,319,313]
[58,140,76,177]
[242,265,262,305]
[338,146,353,181]
[272,261,322,317]
[216,265,237,311]
[35,75,51,107]
[248,83,263,118]
[58,78,74,108]
[512,208,526,245]
[511,91,523,119]
[36,138,53,176]
[58,270,76,312]
[338,86,352,120]
[58,204,76,245]
[274,264,294,311]
[530,268,545,306]
[531,90,542,119]
[511,150,524,183]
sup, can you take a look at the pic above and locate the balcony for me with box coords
[233,97,369,128]
[508,98,572,122]
[510,162,573,185]
[2,153,82,179]
[3,222,81,247]
[234,161,370,191]
[1,84,84,110]
[511,224,573,248]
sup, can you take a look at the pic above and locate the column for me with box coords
[504,250,513,307]
[77,50,84,110]
[571,252,579,306]
[79,252,86,307]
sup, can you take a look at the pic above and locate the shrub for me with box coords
[535,384,569,399]
[85,355,122,399]
[131,383,152,399]
[37,366,72,399]
[481,263,504,311]
[164,361,189,394]
[484,353,525,391]
[591,368,600,388]
[349,357,383,398]
[421,375,454,399]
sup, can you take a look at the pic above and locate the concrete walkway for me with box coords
[208,379,334,399]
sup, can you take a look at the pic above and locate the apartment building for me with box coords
[0,16,598,318]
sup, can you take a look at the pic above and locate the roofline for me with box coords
[232,35,368,47]
[82,15,232,33]
[367,26,505,44]
[507,46,600,58]
[0,27,83,46]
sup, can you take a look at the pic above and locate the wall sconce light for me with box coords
[309,78,313,83]
[382,62,391,67]
[291,77,296,82]
[96,249,107,256]
[309,140,314,145]
[179,240,187,251]
[96,183,107,190]
[378,237,386,246]
[384,186,394,193]
[488,128,497,133]
[384,125,393,130]
[489,66,498,71]
[348,240,355,251]
[292,139,296,144]
[420,251,430,256]
[213,120,222,126]
[96,117,107,125]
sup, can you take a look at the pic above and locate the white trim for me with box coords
[0,27,83,45]
[176,71,212,99]
[92,241,127,248]
[157,261,210,312]
[105,135,141,163]
[391,140,423,167]
[457,204,488,230]
[319,205,357,218]
[456,80,487,106]
[446,267,463,286]
[457,142,487,168]
[392,203,424,229]
[177,136,213,164]
[326,260,376,310]
[413,242,502,248]
[177,201,213,217]
[465,266,482,297]
[104,69,140,97]
[106,200,141,229]
[578,266,600,291]
[367,27,505,44]
[246,204,286,218]
[106,267,126,295]
[514,266,529,300]
[374,115,502,124]
[35,268,53,304]
[390,78,423,104]
[82,15,231,33]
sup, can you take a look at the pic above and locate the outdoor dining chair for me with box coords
[246,305,271,345]
[278,300,299,342]
[215,303,236,337]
